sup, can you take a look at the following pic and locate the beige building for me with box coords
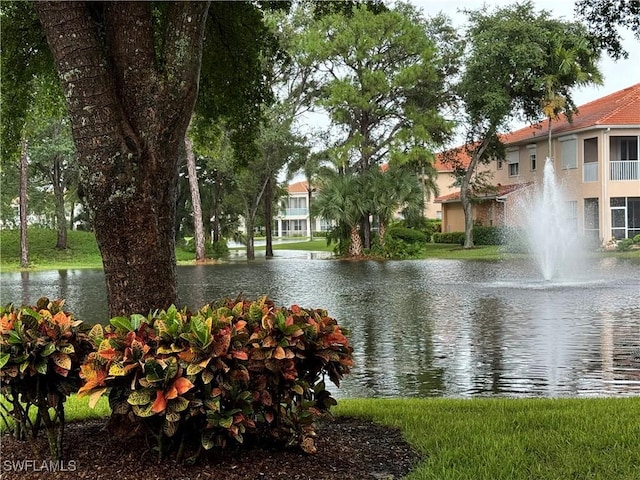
[433,83,640,244]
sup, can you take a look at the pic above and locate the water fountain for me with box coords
[519,157,586,282]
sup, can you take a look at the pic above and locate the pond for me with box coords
[1,254,639,399]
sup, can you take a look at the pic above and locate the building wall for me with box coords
[433,126,640,243]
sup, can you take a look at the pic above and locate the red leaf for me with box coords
[173,376,194,395]
[232,350,248,360]
[152,390,167,413]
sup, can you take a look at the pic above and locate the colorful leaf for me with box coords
[152,390,167,413]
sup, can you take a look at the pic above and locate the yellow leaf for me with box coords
[52,352,71,370]
[88,387,107,408]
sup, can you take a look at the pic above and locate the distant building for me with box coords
[275,181,332,237]
[433,83,640,244]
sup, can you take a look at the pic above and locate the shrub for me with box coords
[616,238,634,252]
[433,232,466,244]
[0,298,93,460]
[472,226,507,245]
[387,226,426,244]
[433,227,506,246]
[78,297,353,462]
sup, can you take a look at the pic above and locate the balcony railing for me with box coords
[281,208,309,217]
[610,160,639,181]
[583,162,598,182]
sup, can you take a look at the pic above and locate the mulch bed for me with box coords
[0,417,422,480]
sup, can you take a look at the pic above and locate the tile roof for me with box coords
[503,82,640,144]
[287,181,309,194]
[434,182,533,203]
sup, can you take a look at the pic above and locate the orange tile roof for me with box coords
[434,182,533,203]
[503,82,640,144]
[287,181,309,194]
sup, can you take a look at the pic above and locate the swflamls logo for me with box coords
[2,459,77,472]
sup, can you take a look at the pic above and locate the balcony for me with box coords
[281,208,309,217]
[610,160,640,181]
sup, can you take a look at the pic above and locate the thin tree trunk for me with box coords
[212,170,222,243]
[460,136,493,249]
[185,135,206,262]
[264,176,274,258]
[307,186,314,241]
[52,156,67,249]
[19,139,29,268]
[547,118,553,159]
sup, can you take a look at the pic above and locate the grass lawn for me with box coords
[336,397,640,480]
[1,228,637,272]
[3,394,639,479]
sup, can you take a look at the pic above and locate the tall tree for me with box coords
[27,75,78,249]
[19,139,29,268]
[301,2,454,247]
[575,0,640,60]
[33,1,211,316]
[453,1,602,248]
[184,132,205,262]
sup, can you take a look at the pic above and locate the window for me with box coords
[507,149,519,177]
[560,136,577,169]
[584,198,599,243]
[527,145,536,171]
[496,157,503,170]
[610,197,640,239]
[566,201,578,230]
[583,138,598,182]
[620,137,639,161]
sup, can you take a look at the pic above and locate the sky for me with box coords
[406,0,640,106]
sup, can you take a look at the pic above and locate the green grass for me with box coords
[0,394,111,432]
[4,394,639,479]
[1,228,637,272]
[335,397,640,480]
[0,228,103,271]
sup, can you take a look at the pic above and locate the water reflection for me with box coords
[1,256,639,399]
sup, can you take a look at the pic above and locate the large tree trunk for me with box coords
[185,135,206,262]
[35,2,210,317]
[19,139,29,268]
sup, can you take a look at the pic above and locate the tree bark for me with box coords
[35,1,210,317]
[52,156,67,249]
[19,139,29,268]
[185,135,206,262]
[264,176,274,258]
[460,136,493,249]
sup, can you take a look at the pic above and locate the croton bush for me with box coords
[78,296,354,461]
[0,297,94,460]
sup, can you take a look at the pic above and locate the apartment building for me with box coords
[434,83,640,244]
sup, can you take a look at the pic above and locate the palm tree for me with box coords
[541,32,603,157]
[367,167,425,246]
[311,171,366,257]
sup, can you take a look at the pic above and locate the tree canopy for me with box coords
[453,0,602,248]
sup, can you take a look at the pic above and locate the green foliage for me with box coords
[181,238,230,260]
[575,0,640,60]
[0,298,93,459]
[433,232,466,245]
[78,297,353,461]
[371,236,425,260]
[433,227,506,246]
[616,238,635,252]
[387,226,427,244]
[472,226,507,246]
